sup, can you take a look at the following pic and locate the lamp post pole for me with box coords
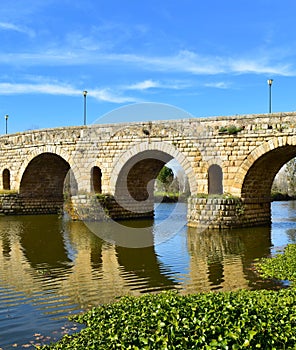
[83,90,88,125]
[267,79,273,113]
[5,114,8,134]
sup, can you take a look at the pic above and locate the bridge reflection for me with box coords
[0,213,278,315]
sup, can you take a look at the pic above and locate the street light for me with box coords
[267,79,273,113]
[5,114,8,134]
[83,90,88,125]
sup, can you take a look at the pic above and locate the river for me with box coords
[0,201,296,349]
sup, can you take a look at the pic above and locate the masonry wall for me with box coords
[0,194,63,215]
[0,192,272,231]
[0,112,295,228]
[65,194,154,221]
[187,197,271,229]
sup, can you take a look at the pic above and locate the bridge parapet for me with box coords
[0,111,295,229]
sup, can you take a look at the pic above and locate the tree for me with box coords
[285,158,296,196]
[273,158,296,197]
[156,166,174,192]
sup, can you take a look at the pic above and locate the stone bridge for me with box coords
[0,111,296,229]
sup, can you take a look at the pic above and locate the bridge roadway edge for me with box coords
[0,111,295,229]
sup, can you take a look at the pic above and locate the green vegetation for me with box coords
[271,191,294,201]
[154,191,180,203]
[256,244,296,287]
[192,193,240,200]
[272,158,296,199]
[286,159,296,196]
[41,288,296,349]
[41,239,296,349]
[0,189,18,194]
[155,165,190,200]
[218,125,243,135]
[156,166,174,193]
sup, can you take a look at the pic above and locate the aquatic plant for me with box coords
[256,243,296,287]
[41,289,296,349]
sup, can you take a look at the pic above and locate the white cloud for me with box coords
[0,82,138,104]
[0,22,35,37]
[124,79,192,91]
[204,81,231,89]
[89,89,139,103]
[0,48,293,77]
[0,82,77,95]
[229,58,294,76]
[126,79,160,90]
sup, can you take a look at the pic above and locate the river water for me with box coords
[0,201,296,349]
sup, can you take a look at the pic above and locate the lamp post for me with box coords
[267,79,273,113]
[83,90,88,125]
[5,114,8,134]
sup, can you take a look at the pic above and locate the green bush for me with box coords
[41,289,296,349]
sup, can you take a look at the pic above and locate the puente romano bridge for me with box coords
[0,111,295,229]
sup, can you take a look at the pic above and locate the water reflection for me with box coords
[20,216,71,268]
[185,227,274,292]
[0,202,295,348]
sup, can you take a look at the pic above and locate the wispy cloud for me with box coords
[0,48,293,77]
[130,50,295,76]
[0,22,35,37]
[89,88,139,103]
[0,82,78,95]
[126,79,160,90]
[204,81,231,89]
[124,79,190,91]
[0,82,138,103]
[229,58,294,76]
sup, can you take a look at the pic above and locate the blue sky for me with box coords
[1,0,296,133]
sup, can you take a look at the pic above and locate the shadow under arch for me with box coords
[110,143,196,217]
[232,137,296,198]
[110,141,198,197]
[19,152,76,213]
[240,145,296,200]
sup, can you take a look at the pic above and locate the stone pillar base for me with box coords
[64,194,155,221]
[187,196,271,229]
[0,193,63,215]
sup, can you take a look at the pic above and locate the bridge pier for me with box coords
[0,193,64,215]
[64,194,154,221]
[0,192,272,230]
[187,197,271,229]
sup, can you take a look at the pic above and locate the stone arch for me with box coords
[233,136,296,199]
[208,164,223,195]
[19,152,71,202]
[2,169,10,190]
[17,145,72,187]
[110,141,198,195]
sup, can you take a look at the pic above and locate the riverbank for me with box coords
[271,191,296,201]
[1,201,295,348]
[40,243,296,349]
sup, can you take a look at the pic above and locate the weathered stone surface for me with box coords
[0,111,295,228]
